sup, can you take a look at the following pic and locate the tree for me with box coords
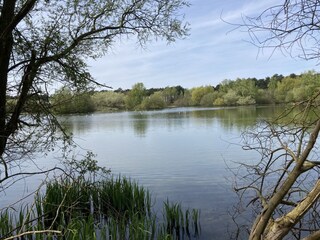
[0,0,189,192]
[91,91,125,110]
[190,85,215,106]
[223,89,240,105]
[233,78,257,99]
[233,1,320,239]
[173,89,191,107]
[51,87,95,114]
[125,82,147,110]
[255,78,269,89]
[267,74,284,102]
[234,101,320,240]
[162,86,179,104]
[140,91,166,110]
[200,91,219,106]
[274,75,296,103]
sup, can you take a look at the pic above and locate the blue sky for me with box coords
[88,0,318,90]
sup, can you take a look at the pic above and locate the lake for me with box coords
[60,106,282,239]
[1,106,282,239]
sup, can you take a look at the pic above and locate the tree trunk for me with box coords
[0,0,16,156]
[264,180,320,240]
[249,120,320,240]
[302,230,320,240]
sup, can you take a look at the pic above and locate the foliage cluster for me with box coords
[50,71,320,114]
[51,87,95,114]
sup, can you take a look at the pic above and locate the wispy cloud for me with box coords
[88,0,318,89]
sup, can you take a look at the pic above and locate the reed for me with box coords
[0,176,201,239]
[97,176,151,220]
[163,200,201,239]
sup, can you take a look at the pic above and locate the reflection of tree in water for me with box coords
[131,113,149,137]
[191,106,286,131]
[58,115,95,135]
[151,111,189,131]
[58,106,291,137]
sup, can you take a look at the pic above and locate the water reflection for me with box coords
[4,106,287,239]
[60,106,283,137]
[190,106,286,130]
[131,113,149,137]
[2,105,305,239]
[190,107,258,129]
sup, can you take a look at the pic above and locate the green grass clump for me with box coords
[0,176,201,240]
[97,176,151,219]
[42,178,93,228]
[162,200,201,239]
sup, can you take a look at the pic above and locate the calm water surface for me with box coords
[61,106,280,239]
[2,106,282,239]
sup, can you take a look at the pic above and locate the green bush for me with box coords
[140,92,166,110]
[173,90,192,107]
[200,92,219,107]
[223,89,240,105]
[213,97,225,106]
[191,86,215,105]
[91,91,125,111]
[237,96,256,105]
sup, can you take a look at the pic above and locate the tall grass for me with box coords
[162,200,201,239]
[0,176,200,240]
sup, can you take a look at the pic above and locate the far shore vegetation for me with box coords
[7,70,318,115]
[42,70,320,114]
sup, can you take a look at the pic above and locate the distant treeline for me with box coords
[43,71,320,113]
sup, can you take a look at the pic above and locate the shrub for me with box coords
[200,92,219,107]
[223,89,240,105]
[237,96,256,105]
[140,92,166,110]
[213,97,225,106]
[91,91,125,110]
